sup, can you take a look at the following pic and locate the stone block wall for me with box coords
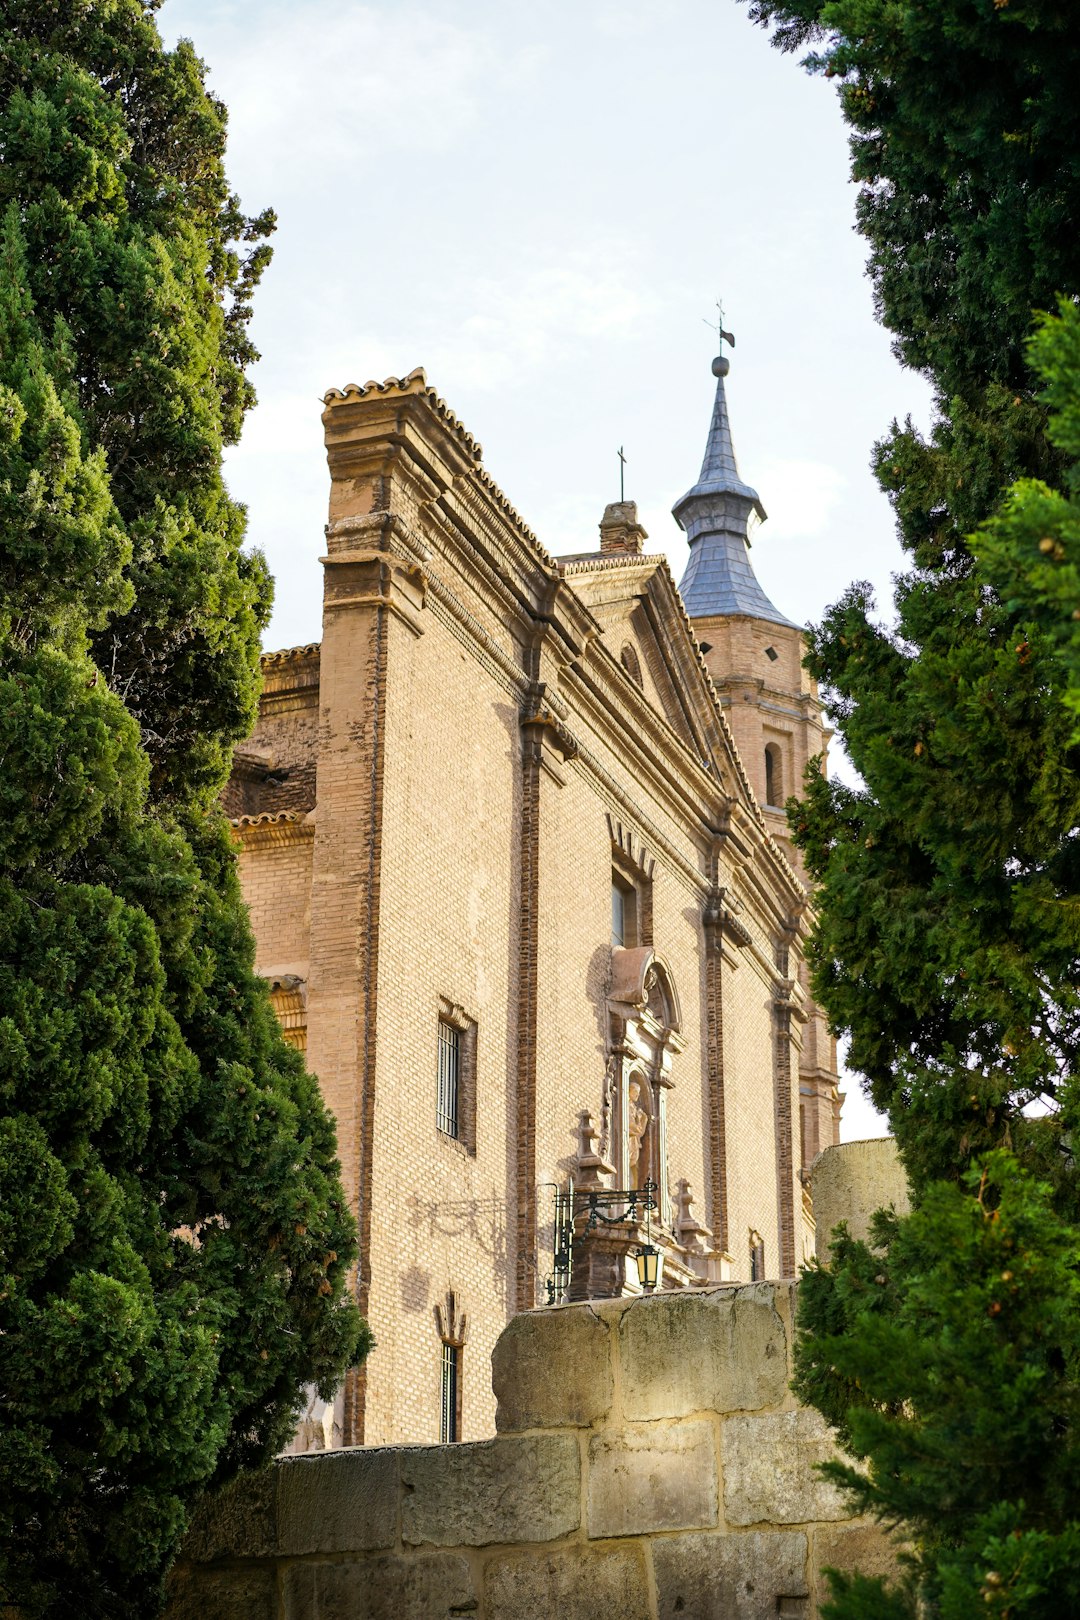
[167,1283,896,1620]
[811,1138,911,1259]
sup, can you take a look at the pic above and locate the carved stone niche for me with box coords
[568,947,728,1301]
[607,947,683,1204]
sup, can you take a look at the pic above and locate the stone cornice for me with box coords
[319,545,427,637]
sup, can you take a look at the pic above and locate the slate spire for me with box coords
[674,354,794,627]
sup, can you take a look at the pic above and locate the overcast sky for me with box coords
[160,0,927,1140]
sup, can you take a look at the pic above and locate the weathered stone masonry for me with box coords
[167,1283,898,1620]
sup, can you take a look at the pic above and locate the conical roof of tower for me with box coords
[674,355,796,628]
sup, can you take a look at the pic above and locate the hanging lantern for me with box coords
[635,1243,663,1293]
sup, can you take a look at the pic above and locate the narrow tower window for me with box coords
[612,873,638,948]
[435,1290,467,1443]
[440,1342,461,1443]
[437,1019,460,1138]
[749,1230,765,1282]
[764,743,783,807]
[436,1002,478,1151]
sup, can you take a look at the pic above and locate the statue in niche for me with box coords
[627,1074,650,1189]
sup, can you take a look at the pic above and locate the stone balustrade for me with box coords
[167,1282,896,1619]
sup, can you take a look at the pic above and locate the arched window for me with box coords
[764,743,783,807]
[621,644,643,688]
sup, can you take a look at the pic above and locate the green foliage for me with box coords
[745,0,1080,1197]
[743,0,1080,399]
[0,6,369,1616]
[798,1157,1080,1619]
[974,302,1080,736]
[744,3,1080,1614]
[0,0,275,806]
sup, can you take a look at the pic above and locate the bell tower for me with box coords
[674,348,841,1165]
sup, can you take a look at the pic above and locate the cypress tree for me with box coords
[794,1154,1080,1620]
[742,0,1080,1189]
[743,3,1080,1613]
[0,5,369,1615]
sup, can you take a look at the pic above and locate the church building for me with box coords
[224,351,842,1449]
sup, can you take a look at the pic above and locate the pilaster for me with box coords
[515,649,579,1310]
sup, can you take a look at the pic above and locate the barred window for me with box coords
[440,1342,461,1443]
[437,1019,460,1138]
[436,1002,477,1152]
[435,1290,467,1443]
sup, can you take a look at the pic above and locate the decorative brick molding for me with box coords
[515,722,543,1312]
[703,884,729,1258]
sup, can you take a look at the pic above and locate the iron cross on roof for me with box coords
[618,444,626,502]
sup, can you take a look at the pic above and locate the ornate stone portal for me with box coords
[567,947,729,1300]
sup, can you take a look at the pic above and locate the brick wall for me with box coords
[228,372,841,1448]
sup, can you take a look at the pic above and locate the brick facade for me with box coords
[228,369,841,1448]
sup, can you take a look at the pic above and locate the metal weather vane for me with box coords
[703,298,735,353]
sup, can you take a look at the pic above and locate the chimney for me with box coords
[599,500,648,556]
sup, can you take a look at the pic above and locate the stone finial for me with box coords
[599,501,648,556]
[674,1178,713,1255]
[574,1109,616,1188]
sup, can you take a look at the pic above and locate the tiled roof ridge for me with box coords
[323,368,483,463]
[470,464,553,566]
[261,642,321,667]
[229,809,305,829]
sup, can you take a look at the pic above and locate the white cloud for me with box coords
[167,2,540,182]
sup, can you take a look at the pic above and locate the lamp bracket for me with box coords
[578,1180,658,1232]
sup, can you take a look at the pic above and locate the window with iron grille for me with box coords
[440,1341,460,1443]
[436,1002,477,1152]
[437,1018,460,1138]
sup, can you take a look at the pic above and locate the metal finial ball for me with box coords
[712,355,730,378]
